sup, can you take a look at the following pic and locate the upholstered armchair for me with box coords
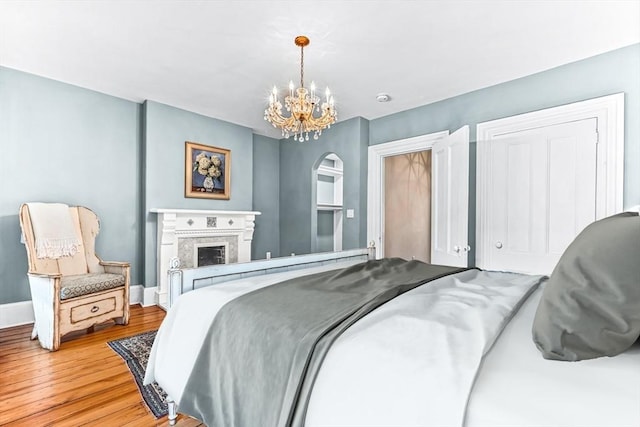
[19,204,130,351]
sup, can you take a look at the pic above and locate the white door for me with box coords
[486,118,598,274]
[431,126,469,267]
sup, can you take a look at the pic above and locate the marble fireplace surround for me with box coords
[150,208,260,308]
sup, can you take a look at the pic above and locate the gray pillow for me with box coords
[532,212,640,361]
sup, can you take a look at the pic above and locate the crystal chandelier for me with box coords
[264,35,337,141]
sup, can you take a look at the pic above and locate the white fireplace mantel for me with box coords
[150,208,261,308]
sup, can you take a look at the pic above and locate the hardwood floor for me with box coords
[0,304,203,426]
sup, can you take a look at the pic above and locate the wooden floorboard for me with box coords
[0,304,204,426]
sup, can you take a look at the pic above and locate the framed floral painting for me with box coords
[185,141,231,199]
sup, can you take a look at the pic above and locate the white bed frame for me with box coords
[166,245,376,309]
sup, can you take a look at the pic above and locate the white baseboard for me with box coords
[129,285,144,305]
[0,301,35,329]
[128,284,158,307]
[1,284,159,329]
[142,286,158,307]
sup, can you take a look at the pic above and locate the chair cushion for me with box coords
[60,273,125,300]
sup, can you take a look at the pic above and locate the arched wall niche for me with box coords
[311,152,344,253]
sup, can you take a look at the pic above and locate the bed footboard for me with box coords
[166,245,376,309]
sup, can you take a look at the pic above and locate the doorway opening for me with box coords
[367,130,448,261]
[384,150,432,262]
[368,127,470,267]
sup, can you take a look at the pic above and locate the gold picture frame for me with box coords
[185,141,231,199]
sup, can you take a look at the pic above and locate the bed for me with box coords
[144,212,640,426]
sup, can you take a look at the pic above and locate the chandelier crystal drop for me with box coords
[264,35,337,142]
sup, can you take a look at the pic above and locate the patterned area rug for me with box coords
[108,330,167,418]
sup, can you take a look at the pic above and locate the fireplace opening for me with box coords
[197,245,227,267]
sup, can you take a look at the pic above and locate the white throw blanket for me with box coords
[27,202,80,259]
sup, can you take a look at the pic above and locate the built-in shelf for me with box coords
[315,153,344,252]
[317,203,344,211]
[317,164,344,178]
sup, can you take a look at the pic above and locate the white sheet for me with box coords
[467,283,640,427]
[304,269,541,427]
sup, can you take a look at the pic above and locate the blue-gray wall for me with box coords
[279,117,369,256]
[370,43,640,208]
[142,101,254,286]
[0,67,142,304]
[252,134,280,259]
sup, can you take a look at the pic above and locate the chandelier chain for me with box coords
[300,45,304,89]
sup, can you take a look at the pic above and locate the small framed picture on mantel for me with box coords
[185,141,231,199]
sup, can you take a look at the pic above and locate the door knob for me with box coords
[495,241,503,249]
[462,245,471,252]
[453,245,461,254]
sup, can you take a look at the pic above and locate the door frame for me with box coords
[367,131,449,258]
[475,92,625,270]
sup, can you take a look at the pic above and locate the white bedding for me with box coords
[467,283,640,427]
[304,268,541,427]
[145,263,640,426]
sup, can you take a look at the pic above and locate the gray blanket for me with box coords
[179,258,466,427]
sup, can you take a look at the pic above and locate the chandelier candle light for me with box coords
[264,35,337,141]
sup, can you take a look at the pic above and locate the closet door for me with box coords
[431,126,469,267]
[485,118,598,274]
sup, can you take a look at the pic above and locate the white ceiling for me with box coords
[1,1,638,138]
